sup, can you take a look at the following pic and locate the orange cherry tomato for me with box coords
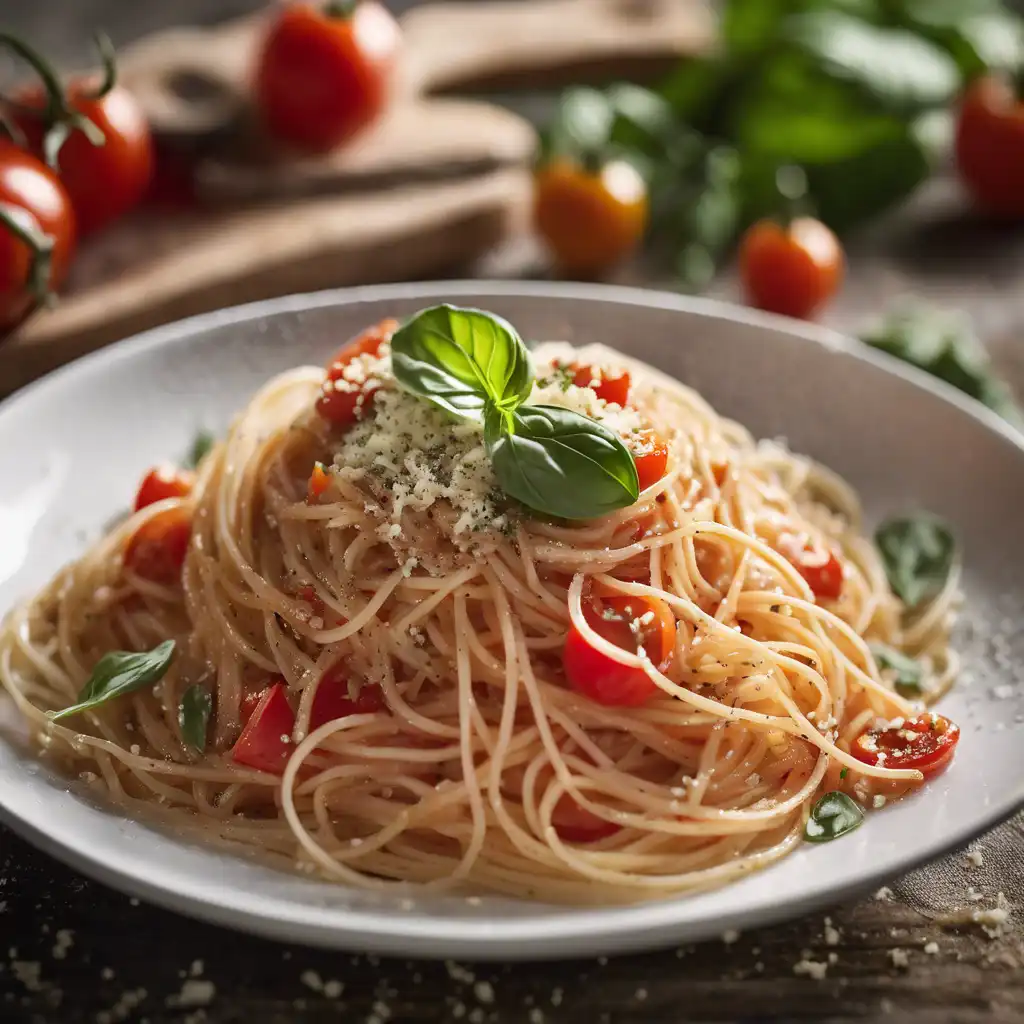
[631,430,669,491]
[551,794,621,843]
[133,465,194,512]
[738,217,844,320]
[851,713,960,779]
[307,461,331,502]
[563,590,676,706]
[955,75,1024,218]
[315,317,397,427]
[778,534,843,601]
[123,507,191,583]
[572,365,630,406]
[255,1,401,154]
[231,682,296,774]
[534,159,648,276]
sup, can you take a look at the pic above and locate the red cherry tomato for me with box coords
[316,317,397,427]
[551,794,621,843]
[572,365,631,406]
[955,75,1024,218]
[310,665,384,730]
[133,465,194,512]
[563,590,676,706]
[778,534,843,601]
[738,217,844,320]
[0,140,75,331]
[123,507,191,583]
[231,682,297,774]
[851,713,960,779]
[632,430,669,491]
[255,1,401,154]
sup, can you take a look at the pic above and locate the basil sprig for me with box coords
[178,684,212,751]
[391,305,639,520]
[805,791,864,843]
[49,640,176,721]
[185,430,215,469]
[875,514,956,609]
[869,642,923,698]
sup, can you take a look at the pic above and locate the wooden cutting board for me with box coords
[3,0,713,393]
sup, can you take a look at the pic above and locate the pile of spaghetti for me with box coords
[0,305,961,904]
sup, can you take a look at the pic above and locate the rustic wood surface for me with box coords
[1,4,1023,1023]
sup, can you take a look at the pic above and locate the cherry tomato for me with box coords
[631,430,669,491]
[851,713,960,779]
[954,75,1024,219]
[534,159,648,276]
[316,317,397,427]
[231,682,296,774]
[310,666,384,730]
[572,365,630,406]
[123,507,191,583]
[738,217,844,320]
[0,140,75,331]
[563,590,676,706]
[307,461,331,502]
[255,1,401,154]
[551,794,621,843]
[133,465,194,512]
[778,534,843,601]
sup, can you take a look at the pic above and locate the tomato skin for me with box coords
[255,1,401,154]
[632,430,669,491]
[563,592,676,706]
[16,83,154,234]
[123,507,191,583]
[778,535,843,601]
[851,713,960,779]
[133,465,194,512]
[310,666,384,730]
[315,317,397,427]
[739,217,844,320]
[572,365,630,406]
[534,159,648,276]
[955,75,1024,218]
[307,462,330,502]
[0,141,75,331]
[231,682,297,774]
[551,794,621,843]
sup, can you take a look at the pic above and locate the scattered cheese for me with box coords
[966,848,984,868]
[889,948,909,969]
[793,957,829,980]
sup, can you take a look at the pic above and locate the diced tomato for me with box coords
[315,318,398,428]
[563,589,676,706]
[572,365,630,406]
[632,430,669,491]
[123,507,191,583]
[296,583,325,618]
[310,665,384,730]
[240,686,267,726]
[851,713,960,779]
[551,794,622,843]
[231,682,296,774]
[133,465,194,512]
[711,461,728,487]
[778,534,843,601]
[307,461,331,502]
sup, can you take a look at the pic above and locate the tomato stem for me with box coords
[81,32,118,102]
[324,0,359,17]
[0,201,54,308]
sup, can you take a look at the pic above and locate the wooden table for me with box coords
[1,4,1022,1023]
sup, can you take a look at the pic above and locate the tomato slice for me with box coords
[851,713,960,778]
[307,461,331,502]
[572,365,630,406]
[632,430,669,491]
[123,507,191,583]
[315,318,397,427]
[563,591,676,706]
[778,534,843,601]
[231,682,296,774]
[310,665,384,730]
[134,465,194,512]
[551,794,621,843]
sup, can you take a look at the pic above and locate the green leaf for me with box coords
[185,430,214,469]
[487,405,639,520]
[541,87,614,165]
[390,305,534,421]
[875,514,956,609]
[49,640,176,721]
[179,684,212,752]
[805,791,865,842]
[869,642,924,697]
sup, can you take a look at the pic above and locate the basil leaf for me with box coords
[805,791,864,843]
[391,305,534,421]
[185,430,214,469]
[49,640,176,721]
[179,684,212,752]
[875,514,956,609]
[869,642,924,697]
[487,405,639,520]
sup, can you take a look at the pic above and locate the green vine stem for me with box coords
[324,1,359,18]
[0,202,54,305]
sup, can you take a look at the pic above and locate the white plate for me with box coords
[1,282,1022,960]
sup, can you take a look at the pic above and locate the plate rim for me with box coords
[1,280,1022,959]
